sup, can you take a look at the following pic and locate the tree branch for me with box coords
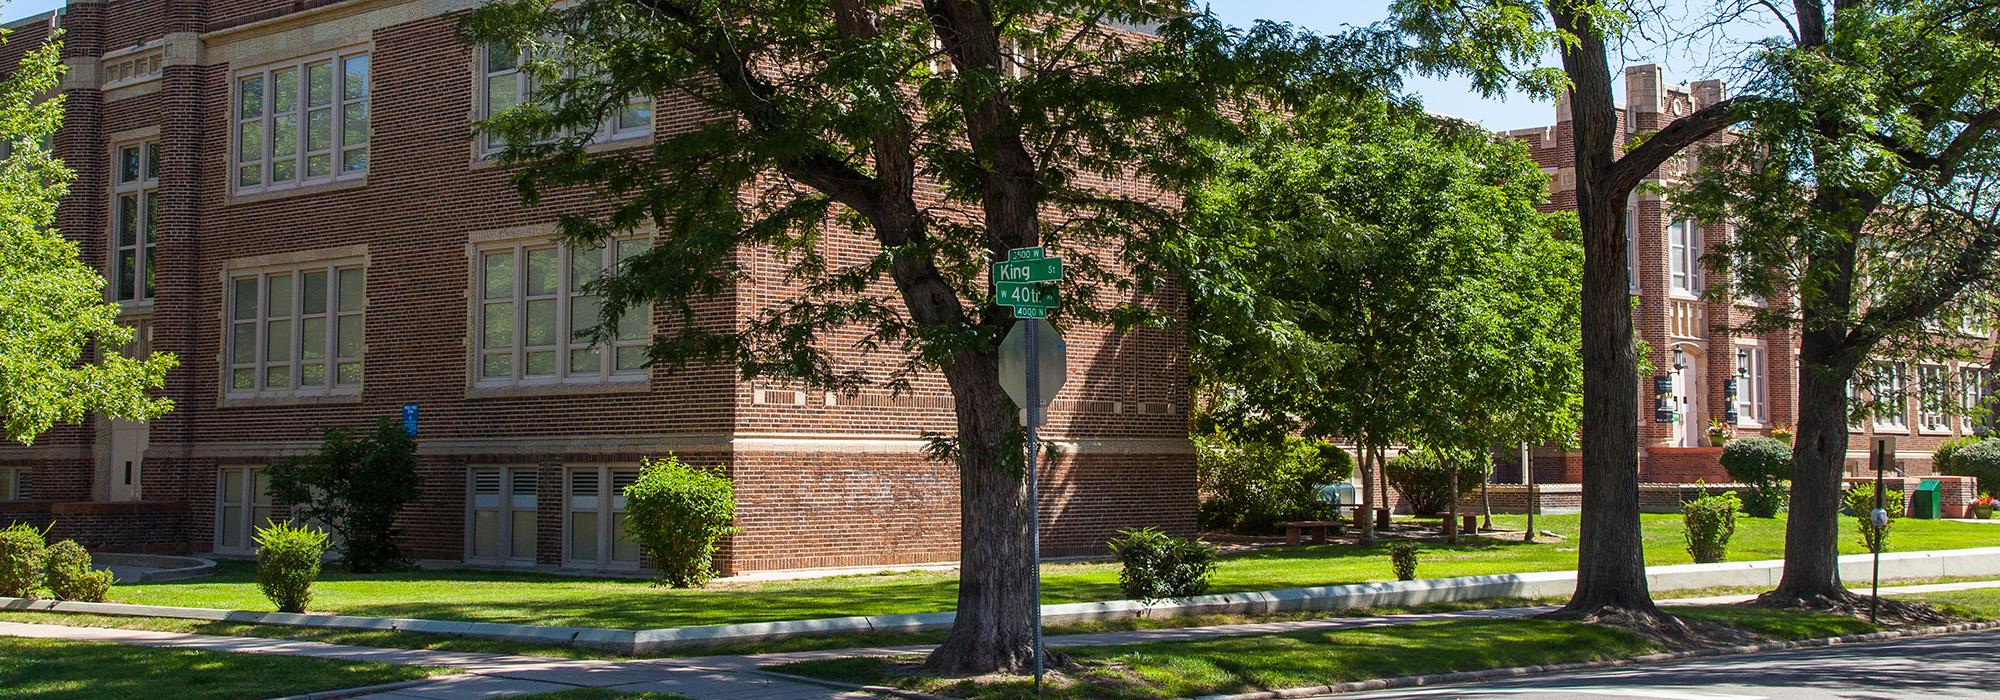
[1603,96,1764,196]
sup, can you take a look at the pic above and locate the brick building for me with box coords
[1505,65,1995,486]
[0,1,1196,572]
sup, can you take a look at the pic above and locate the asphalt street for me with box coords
[1325,628,2000,699]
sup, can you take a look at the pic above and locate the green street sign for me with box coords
[1012,306,1048,318]
[996,282,1058,308]
[993,257,1062,284]
[1008,246,1046,261]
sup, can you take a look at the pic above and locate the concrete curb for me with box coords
[6,547,1999,654]
[90,553,218,582]
[264,678,437,700]
[756,669,957,700]
[1196,620,2000,699]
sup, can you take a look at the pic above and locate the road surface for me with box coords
[1327,627,2000,699]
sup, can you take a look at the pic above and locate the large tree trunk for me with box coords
[1551,2,1658,617]
[1445,461,1460,544]
[1766,354,1856,603]
[1358,435,1377,546]
[924,352,1037,673]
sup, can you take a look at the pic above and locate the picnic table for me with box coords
[1278,520,1341,545]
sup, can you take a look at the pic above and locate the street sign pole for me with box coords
[1026,319,1043,694]
[1871,436,1894,624]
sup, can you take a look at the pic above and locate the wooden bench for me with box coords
[1279,520,1341,545]
[1352,507,1392,529]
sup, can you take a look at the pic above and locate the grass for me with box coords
[96,514,2000,631]
[0,636,448,700]
[771,604,1898,699]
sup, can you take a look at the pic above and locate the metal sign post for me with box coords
[1870,436,1895,624]
[993,246,1064,693]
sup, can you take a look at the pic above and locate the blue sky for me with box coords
[2,0,1772,131]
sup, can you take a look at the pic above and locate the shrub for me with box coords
[0,523,47,598]
[1941,439,2000,496]
[1107,527,1218,604]
[266,419,422,573]
[1934,435,1985,474]
[1844,483,1904,554]
[1196,435,1353,534]
[1388,542,1418,581]
[1740,484,1788,519]
[1382,447,1488,516]
[1720,438,1791,486]
[254,520,329,613]
[1682,487,1739,564]
[43,540,112,602]
[624,455,739,588]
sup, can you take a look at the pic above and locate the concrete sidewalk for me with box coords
[7,578,2000,699]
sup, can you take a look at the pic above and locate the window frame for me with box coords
[1917,363,1952,434]
[0,467,30,501]
[1668,218,1702,297]
[1872,362,1910,432]
[231,47,371,196]
[562,465,642,570]
[471,239,652,388]
[224,259,366,399]
[110,140,160,304]
[1963,364,1993,433]
[475,41,653,156]
[1624,194,1639,293]
[214,465,276,554]
[1734,344,1768,427]
[466,466,540,566]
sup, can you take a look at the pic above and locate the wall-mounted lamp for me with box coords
[1672,346,1687,370]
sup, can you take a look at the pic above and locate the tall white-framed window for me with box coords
[111,141,159,302]
[474,239,651,386]
[564,466,641,569]
[1963,365,1993,432]
[1669,218,1701,295]
[476,41,652,154]
[467,466,539,565]
[226,262,365,397]
[234,49,369,194]
[1734,344,1768,425]
[1918,364,1951,433]
[0,467,30,501]
[215,466,276,553]
[1624,194,1639,293]
[1729,227,1764,306]
[1872,362,1909,432]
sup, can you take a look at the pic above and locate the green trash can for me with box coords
[1912,479,1943,520]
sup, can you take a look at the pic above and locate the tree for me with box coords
[0,29,173,444]
[265,420,422,573]
[1177,97,1580,548]
[1677,0,2000,608]
[1393,0,1760,620]
[457,0,1385,672]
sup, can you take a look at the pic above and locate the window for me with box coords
[1735,345,1768,425]
[1919,364,1951,433]
[0,467,30,501]
[111,141,159,302]
[468,467,539,565]
[215,466,275,553]
[565,466,640,568]
[1669,218,1701,295]
[1624,195,1639,292]
[1964,365,1993,431]
[1873,362,1909,431]
[226,262,365,397]
[477,42,651,154]
[234,50,369,193]
[474,240,650,385]
[1730,227,1764,306]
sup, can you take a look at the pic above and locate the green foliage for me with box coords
[1682,488,1740,564]
[1844,484,1905,554]
[1179,97,1581,492]
[1940,439,2000,496]
[43,539,110,602]
[0,522,45,597]
[0,29,174,444]
[1195,433,1353,534]
[266,420,421,573]
[1107,527,1218,604]
[1936,436,1984,474]
[254,520,329,614]
[1720,438,1791,518]
[1382,447,1489,516]
[622,455,739,588]
[1388,542,1418,581]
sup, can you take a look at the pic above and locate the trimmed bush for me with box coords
[1108,527,1218,604]
[1844,483,1904,554]
[624,455,739,588]
[1935,435,1984,474]
[1941,438,2000,496]
[1196,435,1353,534]
[1682,487,1740,564]
[0,523,47,598]
[1721,437,1791,518]
[1382,447,1487,516]
[1740,484,1788,519]
[1389,542,1418,581]
[44,540,112,602]
[266,419,422,573]
[254,520,329,613]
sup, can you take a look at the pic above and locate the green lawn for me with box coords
[0,636,447,700]
[100,514,1998,630]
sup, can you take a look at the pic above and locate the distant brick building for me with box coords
[0,1,1196,572]
[1505,65,1994,486]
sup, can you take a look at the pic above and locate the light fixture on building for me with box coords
[1672,346,1687,370]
